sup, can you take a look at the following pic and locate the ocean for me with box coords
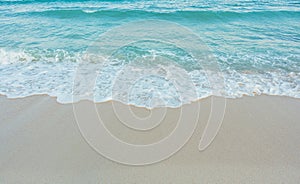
[0,0,299,107]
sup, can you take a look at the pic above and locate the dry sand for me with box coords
[0,95,300,183]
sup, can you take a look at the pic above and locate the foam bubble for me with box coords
[0,48,299,107]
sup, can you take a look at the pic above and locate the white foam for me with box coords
[0,49,299,108]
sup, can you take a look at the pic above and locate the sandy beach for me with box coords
[0,94,299,183]
[1,0,299,183]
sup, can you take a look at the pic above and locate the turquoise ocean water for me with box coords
[0,0,299,107]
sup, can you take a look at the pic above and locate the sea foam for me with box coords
[0,48,299,108]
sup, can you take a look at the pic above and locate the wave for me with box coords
[0,48,299,107]
[25,9,300,20]
[1,62,299,107]
[0,0,123,5]
[0,48,82,64]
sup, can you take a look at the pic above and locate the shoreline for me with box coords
[1,93,300,109]
[0,94,300,183]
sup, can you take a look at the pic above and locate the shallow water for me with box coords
[0,0,299,107]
